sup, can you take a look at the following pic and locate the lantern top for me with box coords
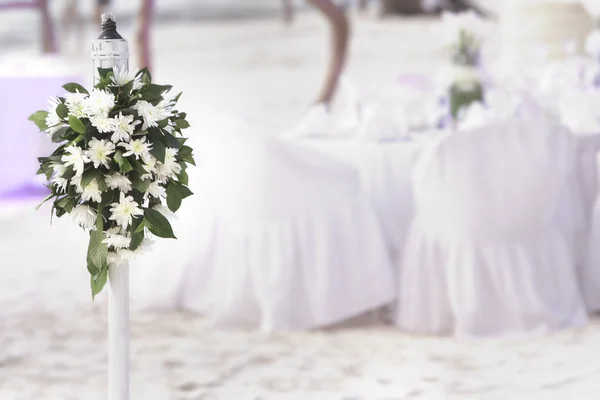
[97,13,124,40]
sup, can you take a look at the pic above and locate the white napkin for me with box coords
[285,104,336,138]
[357,103,408,141]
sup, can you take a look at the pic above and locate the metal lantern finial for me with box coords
[91,13,129,83]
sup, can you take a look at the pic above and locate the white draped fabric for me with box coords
[394,120,588,337]
[134,130,395,331]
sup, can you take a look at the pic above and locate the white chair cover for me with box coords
[136,130,395,332]
[583,153,600,312]
[395,119,588,337]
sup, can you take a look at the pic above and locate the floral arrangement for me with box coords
[28,67,194,298]
[438,10,486,118]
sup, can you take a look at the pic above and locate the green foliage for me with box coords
[28,110,49,131]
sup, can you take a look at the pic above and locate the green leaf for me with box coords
[179,185,194,199]
[120,79,134,96]
[84,123,97,147]
[131,177,151,194]
[157,118,169,128]
[63,82,89,95]
[68,116,86,134]
[51,126,69,143]
[166,182,182,212]
[172,92,183,103]
[163,132,180,148]
[136,67,152,85]
[56,196,76,213]
[150,138,166,163]
[28,110,49,131]
[114,150,134,174]
[98,67,114,80]
[175,119,190,129]
[144,84,166,101]
[81,170,97,190]
[143,209,176,239]
[90,266,108,300]
[56,103,69,119]
[87,230,108,273]
[129,229,144,251]
[129,158,149,175]
[178,169,189,186]
[35,193,55,211]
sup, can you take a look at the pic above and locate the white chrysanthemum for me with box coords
[155,147,182,181]
[85,138,115,169]
[120,137,152,160]
[156,97,175,119]
[586,30,600,59]
[105,173,132,193]
[61,145,89,176]
[132,100,161,130]
[111,66,144,91]
[49,163,68,192]
[153,204,178,221]
[79,178,103,203]
[107,248,136,266]
[65,92,89,118]
[109,192,144,229]
[141,154,157,173]
[45,96,64,135]
[85,88,115,117]
[144,181,166,199]
[70,205,97,231]
[103,229,131,249]
[109,113,140,143]
[90,114,113,133]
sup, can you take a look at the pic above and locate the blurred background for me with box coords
[2,1,600,399]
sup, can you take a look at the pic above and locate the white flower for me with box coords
[109,113,140,143]
[107,248,136,266]
[153,204,178,221]
[45,96,64,135]
[50,163,68,192]
[90,114,113,133]
[586,30,600,60]
[61,145,89,176]
[155,148,182,182]
[132,100,161,130]
[120,137,152,160]
[109,192,144,229]
[78,178,103,203]
[141,154,157,173]
[85,89,115,117]
[70,205,97,231]
[103,229,131,249]
[104,173,132,193]
[85,138,115,169]
[144,181,166,199]
[156,97,175,119]
[65,92,89,118]
[111,66,144,91]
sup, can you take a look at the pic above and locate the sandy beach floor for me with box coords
[2,10,600,399]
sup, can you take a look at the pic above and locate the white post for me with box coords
[108,263,130,400]
[91,13,131,400]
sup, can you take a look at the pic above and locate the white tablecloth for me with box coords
[293,136,440,259]
[295,130,600,264]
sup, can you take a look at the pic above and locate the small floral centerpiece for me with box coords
[28,67,194,298]
[438,10,486,119]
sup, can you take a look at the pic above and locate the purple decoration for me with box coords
[0,75,80,197]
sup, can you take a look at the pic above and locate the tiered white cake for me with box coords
[499,0,595,60]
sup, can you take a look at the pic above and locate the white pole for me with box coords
[91,14,131,400]
[108,263,129,400]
